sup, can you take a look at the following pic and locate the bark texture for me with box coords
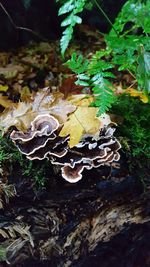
[0,164,150,267]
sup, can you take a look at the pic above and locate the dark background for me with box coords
[0,0,127,50]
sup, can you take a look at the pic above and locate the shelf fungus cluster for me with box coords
[10,113,121,183]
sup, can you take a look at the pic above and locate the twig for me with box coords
[93,0,119,37]
[0,1,48,42]
[127,69,136,80]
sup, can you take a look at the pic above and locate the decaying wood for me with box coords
[0,165,150,267]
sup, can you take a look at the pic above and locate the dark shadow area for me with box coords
[0,0,127,50]
[76,222,150,267]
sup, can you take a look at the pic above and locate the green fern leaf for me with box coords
[58,0,87,56]
[91,76,115,115]
[65,52,89,73]
[137,48,150,93]
[60,26,73,57]
[58,0,74,15]
[61,14,82,27]
[65,51,116,115]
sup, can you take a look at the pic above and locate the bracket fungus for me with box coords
[10,113,121,183]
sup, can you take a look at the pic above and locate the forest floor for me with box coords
[0,26,150,267]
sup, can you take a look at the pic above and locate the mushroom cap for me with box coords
[61,162,91,183]
[10,114,59,142]
[10,114,61,157]
[51,126,121,183]
[10,113,121,183]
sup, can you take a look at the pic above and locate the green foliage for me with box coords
[58,0,150,114]
[90,77,116,115]
[109,0,150,35]
[57,0,87,56]
[66,52,89,74]
[106,0,150,93]
[111,96,150,159]
[0,135,47,189]
[137,47,150,93]
[66,52,116,114]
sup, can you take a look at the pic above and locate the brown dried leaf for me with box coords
[48,97,76,124]
[0,64,24,79]
[20,86,32,102]
[59,75,84,97]
[32,89,76,124]
[0,102,35,133]
[0,89,76,133]
[31,88,55,111]
[0,95,16,109]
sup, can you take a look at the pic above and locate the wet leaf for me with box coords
[32,89,76,123]
[0,65,24,79]
[48,97,76,124]
[0,95,16,109]
[20,86,32,102]
[59,76,84,97]
[67,94,94,106]
[0,85,9,92]
[59,106,101,147]
[0,102,34,133]
[126,88,149,103]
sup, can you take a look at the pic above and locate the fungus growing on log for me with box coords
[10,114,60,155]
[10,114,121,183]
[51,127,121,183]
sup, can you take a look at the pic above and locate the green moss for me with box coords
[111,95,150,162]
[0,134,48,189]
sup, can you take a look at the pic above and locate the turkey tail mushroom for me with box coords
[10,114,60,156]
[51,126,121,183]
[10,114,121,183]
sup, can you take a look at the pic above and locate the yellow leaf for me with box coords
[140,94,149,103]
[0,95,15,108]
[67,94,94,107]
[59,107,101,148]
[20,86,32,101]
[126,88,148,103]
[0,85,9,92]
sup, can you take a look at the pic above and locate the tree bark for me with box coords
[0,167,150,267]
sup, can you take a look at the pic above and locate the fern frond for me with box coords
[65,52,89,73]
[91,76,115,115]
[60,26,73,56]
[65,52,116,115]
[57,0,87,56]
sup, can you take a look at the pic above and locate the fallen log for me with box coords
[0,163,150,267]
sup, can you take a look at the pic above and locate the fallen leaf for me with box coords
[0,85,9,92]
[49,97,76,124]
[67,94,94,106]
[20,86,32,102]
[126,88,149,103]
[0,95,16,109]
[31,88,55,111]
[0,102,35,133]
[0,52,10,67]
[32,89,76,124]
[59,106,101,147]
[0,64,24,79]
[59,75,84,98]
[109,113,124,124]
[114,83,124,95]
